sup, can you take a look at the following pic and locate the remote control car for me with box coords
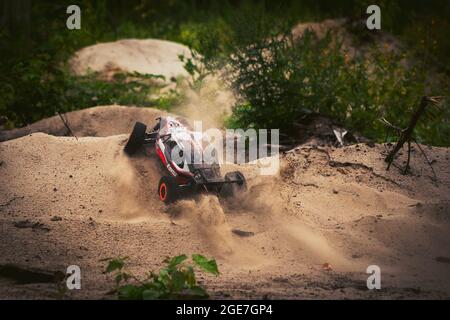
[124,116,246,204]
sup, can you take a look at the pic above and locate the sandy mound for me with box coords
[69,39,192,81]
[0,105,167,142]
[0,80,236,141]
[292,18,402,56]
[1,126,449,298]
[292,19,349,40]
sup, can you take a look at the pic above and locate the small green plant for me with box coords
[102,254,219,300]
[179,50,211,91]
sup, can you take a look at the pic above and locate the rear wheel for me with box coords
[124,122,147,155]
[158,176,180,204]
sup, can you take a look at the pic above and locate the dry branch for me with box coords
[57,112,78,140]
[383,96,442,175]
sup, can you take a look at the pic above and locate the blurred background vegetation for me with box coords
[0,0,449,145]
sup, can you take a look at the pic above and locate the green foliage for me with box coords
[178,50,211,91]
[1,0,448,145]
[192,254,220,275]
[103,256,129,273]
[65,72,175,109]
[196,14,449,146]
[102,254,219,300]
[0,62,183,128]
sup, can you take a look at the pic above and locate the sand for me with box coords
[0,105,167,142]
[1,107,449,299]
[69,39,192,82]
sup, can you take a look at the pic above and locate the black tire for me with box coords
[158,176,180,204]
[221,171,247,198]
[124,122,147,155]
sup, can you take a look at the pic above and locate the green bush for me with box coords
[196,15,449,146]
[0,62,183,128]
[102,254,219,300]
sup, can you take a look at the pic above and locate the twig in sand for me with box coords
[57,112,78,140]
[382,96,442,176]
[413,138,437,182]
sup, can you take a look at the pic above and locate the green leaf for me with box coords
[171,270,186,293]
[115,274,122,285]
[192,254,219,275]
[185,266,196,287]
[118,285,145,300]
[168,254,188,269]
[150,280,165,291]
[105,257,128,273]
[158,268,170,285]
[142,288,162,300]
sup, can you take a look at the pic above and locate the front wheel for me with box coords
[158,176,180,204]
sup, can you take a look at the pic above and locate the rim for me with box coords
[159,183,167,201]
